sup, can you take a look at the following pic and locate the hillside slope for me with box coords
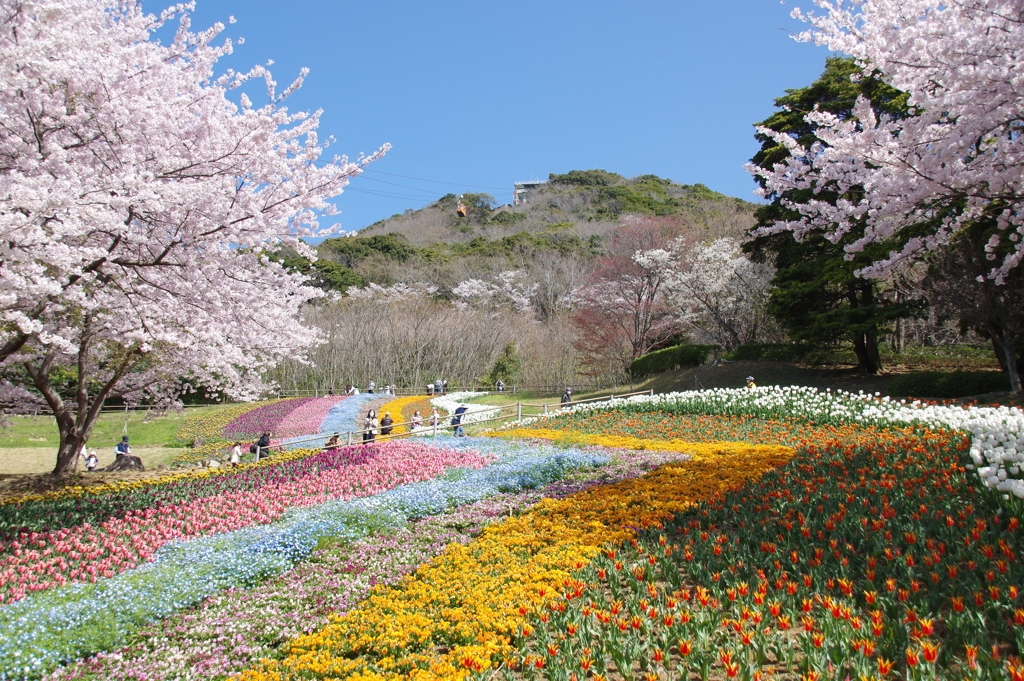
[276,170,760,291]
[357,169,758,248]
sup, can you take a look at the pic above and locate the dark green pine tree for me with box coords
[745,57,917,374]
[486,342,522,385]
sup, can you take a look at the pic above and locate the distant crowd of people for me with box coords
[328,382,398,396]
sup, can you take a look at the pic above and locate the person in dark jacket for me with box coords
[452,405,468,437]
[257,432,271,460]
[561,389,572,407]
[380,412,394,436]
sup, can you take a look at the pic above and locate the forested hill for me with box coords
[359,169,758,246]
[278,170,759,293]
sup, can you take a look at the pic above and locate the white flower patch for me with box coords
[430,391,501,426]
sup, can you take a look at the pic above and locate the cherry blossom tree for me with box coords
[636,238,781,351]
[749,0,1024,284]
[452,270,537,314]
[0,0,387,474]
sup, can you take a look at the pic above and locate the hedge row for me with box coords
[630,344,719,378]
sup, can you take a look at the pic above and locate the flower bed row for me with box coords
[376,395,432,435]
[271,395,347,441]
[0,440,500,679]
[0,441,479,604]
[504,420,1024,680]
[43,443,694,681]
[236,441,793,680]
[280,393,379,450]
[504,386,1024,499]
[222,398,321,441]
[0,444,379,539]
[172,397,348,467]
[431,391,500,428]
[0,437,612,680]
[490,427,773,457]
[0,436,373,516]
[172,401,282,446]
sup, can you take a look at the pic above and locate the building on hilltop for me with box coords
[513,179,547,206]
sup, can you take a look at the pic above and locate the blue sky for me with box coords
[172,1,834,234]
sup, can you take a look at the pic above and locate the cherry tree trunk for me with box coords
[47,393,107,477]
[989,327,1023,395]
[52,430,87,477]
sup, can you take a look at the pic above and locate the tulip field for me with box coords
[0,387,1022,680]
[170,394,382,464]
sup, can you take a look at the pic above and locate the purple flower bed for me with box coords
[45,445,691,681]
[223,398,317,440]
[273,395,347,441]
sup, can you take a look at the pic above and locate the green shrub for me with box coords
[631,344,719,378]
[725,343,807,362]
[886,370,1011,398]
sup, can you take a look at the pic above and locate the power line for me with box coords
[363,168,508,191]
[311,157,511,194]
[356,175,445,195]
[399,156,513,181]
[345,186,438,202]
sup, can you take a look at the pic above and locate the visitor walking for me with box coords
[411,410,423,430]
[561,388,572,407]
[85,450,99,472]
[495,379,504,392]
[746,376,757,389]
[380,412,394,436]
[434,379,443,395]
[368,380,375,393]
[229,442,242,467]
[363,409,379,443]
[452,405,468,437]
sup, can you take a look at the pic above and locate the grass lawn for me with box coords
[0,405,226,450]
[0,445,183,474]
[464,390,559,406]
